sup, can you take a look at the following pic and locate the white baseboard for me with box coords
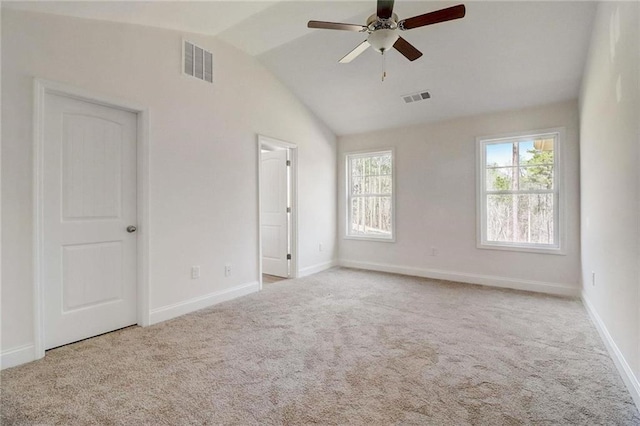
[1,344,36,370]
[149,281,260,325]
[298,260,337,278]
[338,259,579,297]
[582,293,640,409]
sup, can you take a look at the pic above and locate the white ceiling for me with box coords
[3,1,597,136]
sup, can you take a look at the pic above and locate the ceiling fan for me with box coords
[308,1,465,67]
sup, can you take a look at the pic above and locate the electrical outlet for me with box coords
[592,271,596,286]
[225,264,232,277]
[319,243,323,252]
[431,247,438,256]
[191,266,200,279]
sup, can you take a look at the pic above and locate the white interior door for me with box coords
[261,149,289,277]
[43,92,138,349]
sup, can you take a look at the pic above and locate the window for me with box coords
[477,129,563,253]
[346,150,394,241]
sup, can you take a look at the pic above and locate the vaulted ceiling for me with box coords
[4,1,597,135]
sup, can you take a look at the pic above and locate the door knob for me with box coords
[126,226,137,233]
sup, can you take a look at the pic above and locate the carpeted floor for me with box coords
[2,268,638,425]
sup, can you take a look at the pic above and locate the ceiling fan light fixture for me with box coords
[367,29,399,53]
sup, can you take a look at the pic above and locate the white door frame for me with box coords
[257,135,298,289]
[32,78,150,359]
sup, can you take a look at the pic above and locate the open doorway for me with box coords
[257,135,298,289]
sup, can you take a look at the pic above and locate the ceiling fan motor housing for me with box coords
[367,13,398,29]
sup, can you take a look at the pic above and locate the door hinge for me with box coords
[286,160,291,166]
[286,207,291,213]
[287,254,291,260]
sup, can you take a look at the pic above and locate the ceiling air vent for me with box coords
[402,90,431,104]
[184,40,213,83]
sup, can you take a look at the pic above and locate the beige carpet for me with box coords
[2,268,638,425]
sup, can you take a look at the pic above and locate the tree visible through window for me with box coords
[479,132,560,250]
[346,150,393,240]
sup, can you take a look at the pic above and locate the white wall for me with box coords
[1,10,337,357]
[579,1,640,400]
[338,100,581,295]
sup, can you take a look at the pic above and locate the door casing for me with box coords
[32,78,150,359]
[257,135,298,289]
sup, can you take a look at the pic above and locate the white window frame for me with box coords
[476,127,565,254]
[345,148,396,242]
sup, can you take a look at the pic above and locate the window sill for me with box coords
[345,235,396,243]
[478,242,565,255]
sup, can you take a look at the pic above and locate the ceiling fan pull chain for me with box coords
[382,52,387,82]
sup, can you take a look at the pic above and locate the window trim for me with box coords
[345,148,396,242]
[476,127,566,255]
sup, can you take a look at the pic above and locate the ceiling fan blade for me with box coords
[393,37,423,61]
[377,0,395,19]
[308,20,367,32]
[399,4,466,30]
[339,40,371,63]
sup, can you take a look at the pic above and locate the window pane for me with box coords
[368,157,379,174]
[349,154,393,194]
[363,176,391,194]
[486,167,515,191]
[486,193,554,244]
[376,156,384,174]
[518,140,535,163]
[351,176,363,195]
[379,155,391,174]
[351,158,363,177]
[532,137,554,157]
[520,139,554,165]
[379,176,392,194]
[520,165,554,190]
[350,196,392,237]
[365,176,375,194]
[486,143,514,167]
[486,194,513,242]
[378,196,392,235]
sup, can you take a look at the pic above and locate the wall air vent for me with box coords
[402,90,431,104]
[183,40,213,83]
